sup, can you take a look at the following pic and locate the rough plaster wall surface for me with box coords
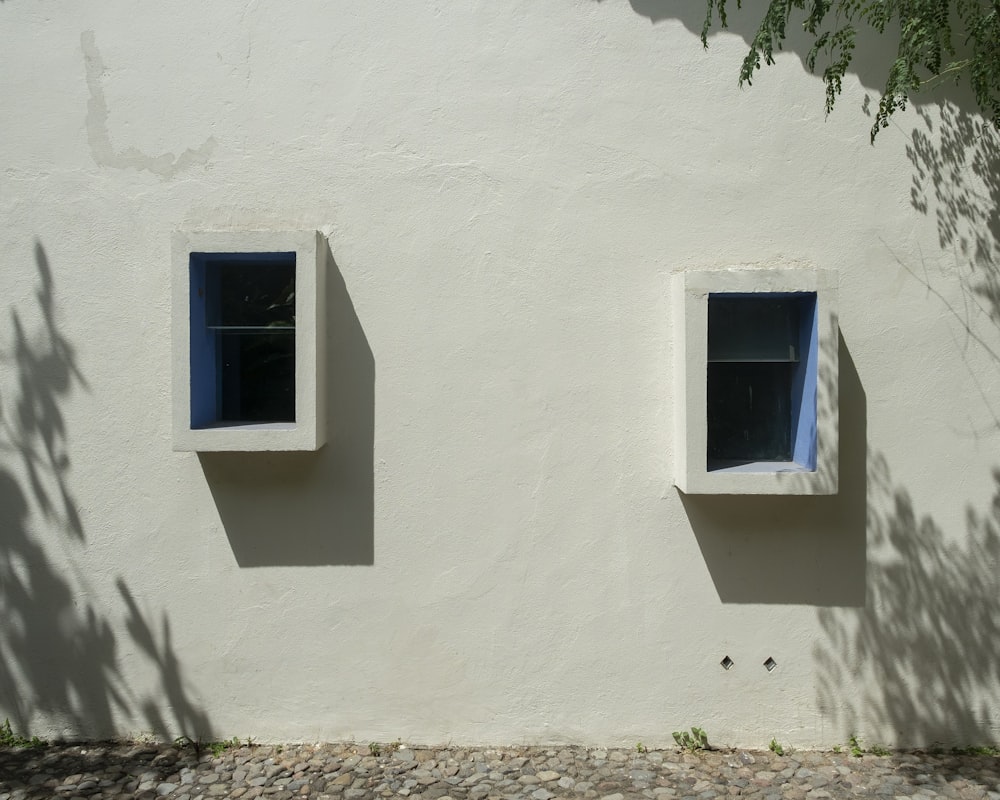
[1,0,998,748]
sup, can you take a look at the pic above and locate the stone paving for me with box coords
[1,742,999,800]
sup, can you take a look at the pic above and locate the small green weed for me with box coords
[635,742,647,754]
[768,738,784,756]
[848,735,889,757]
[175,736,242,758]
[952,745,1000,756]
[832,744,841,753]
[209,737,242,757]
[0,719,44,749]
[672,727,709,752]
[369,742,382,757]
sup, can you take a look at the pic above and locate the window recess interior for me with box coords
[190,252,297,429]
[706,292,818,473]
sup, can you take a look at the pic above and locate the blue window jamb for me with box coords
[790,293,818,470]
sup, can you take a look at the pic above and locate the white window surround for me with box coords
[172,230,327,452]
[673,268,838,495]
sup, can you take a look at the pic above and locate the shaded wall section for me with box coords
[815,458,1000,746]
[0,242,212,741]
[682,334,867,606]
[200,245,375,567]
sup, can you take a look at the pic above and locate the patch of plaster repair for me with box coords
[82,31,216,179]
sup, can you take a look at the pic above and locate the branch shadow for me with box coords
[200,243,376,567]
[815,106,1000,750]
[908,103,1000,268]
[681,332,867,606]
[814,457,1000,748]
[905,106,1000,424]
[0,240,212,744]
[0,741,211,797]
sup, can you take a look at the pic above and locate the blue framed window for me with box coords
[189,252,296,428]
[706,292,818,472]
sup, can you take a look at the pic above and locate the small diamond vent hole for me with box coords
[763,657,777,672]
[720,656,734,670]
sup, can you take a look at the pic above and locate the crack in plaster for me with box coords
[81,31,216,179]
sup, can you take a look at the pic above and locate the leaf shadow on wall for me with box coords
[812,108,1000,749]
[814,457,1000,748]
[200,245,375,567]
[680,333,867,606]
[0,241,212,743]
[904,104,1000,428]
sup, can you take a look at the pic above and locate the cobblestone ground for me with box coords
[1,742,999,800]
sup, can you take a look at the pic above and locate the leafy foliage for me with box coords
[209,737,243,757]
[847,733,891,756]
[173,735,245,758]
[951,745,1000,755]
[0,719,45,749]
[672,726,710,751]
[702,0,1000,141]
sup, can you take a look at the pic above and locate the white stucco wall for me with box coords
[1,1,998,748]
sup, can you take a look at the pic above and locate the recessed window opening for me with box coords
[190,252,296,428]
[706,292,817,473]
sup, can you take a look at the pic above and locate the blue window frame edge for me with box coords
[791,293,818,470]
[705,291,818,472]
[189,251,297,430]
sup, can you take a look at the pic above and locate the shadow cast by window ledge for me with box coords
[680,333,867,606]
[200,244,375,567]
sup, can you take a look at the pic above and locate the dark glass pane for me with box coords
[709,296,800,362]
[707,362,792,463]
[208,257,295,329]
[218,331,295,422]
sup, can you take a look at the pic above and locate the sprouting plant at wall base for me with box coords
[0,719,45,749]
[209,737,242,757]
[672,727,710,752]
[952,745,1000,756]
[635,742,648,753]
[769,738,784,756]
[174,735,242,758]
[369,742,382,757]
[847,734,890,757]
